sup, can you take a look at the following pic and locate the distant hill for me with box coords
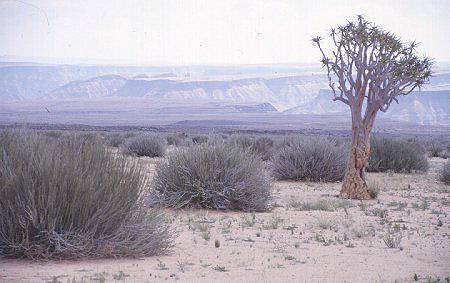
[232,103,278,113]
[43,74,328,110]
[47,75,128,98]
[0,65,179,100]
[1,63,450,126]
[284,89,450,126]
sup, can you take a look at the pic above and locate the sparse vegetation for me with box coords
[104,132,135,147]
[314,215,338,230]
[151,143,272,211]
[383,229,402,249]
[0,129,448,280]
[124,133,167,157]
[440,160,450,184]
[263,214,284,230]
[213,265,228,272]
[368,137,429,173]
[104,132,127,147]
[241,213,257,228]
[288,198,352,211]
[0,130,173,259]
[228,134,275,160]
[166,133,188,146]
[0,6,448,281]
[427,142,445,158]
[270,136,346,182]
[39,130,64,139]
[366,178,381,198]
[191,135,208,144]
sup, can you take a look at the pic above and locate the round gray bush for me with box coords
[228,134,275,161]
[166,133,188,146]
[253,136,275,160]
[427,142,444,158]
[191,135,208,144]
[0,130,173,259]
[151,143,272,211]
[124,134,166,157]
[104,132,127,147]
[368,137,428,173]
[270,137,347,182]
[440,160,450,184]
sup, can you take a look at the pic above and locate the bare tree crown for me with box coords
[313,15,432,114]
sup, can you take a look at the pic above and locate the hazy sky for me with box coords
[1,0,449,65]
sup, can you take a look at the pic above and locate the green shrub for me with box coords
[270,137,346,182]
[367,137,428,173]
[0,130,173,259]
[440,160,450,184]
[124,134,166,157]
[151,143,272,211]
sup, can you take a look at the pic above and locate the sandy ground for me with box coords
[1,156,449,283]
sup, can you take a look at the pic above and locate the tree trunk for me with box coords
[340,121,373,199]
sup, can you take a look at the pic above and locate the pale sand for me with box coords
[1,157,449,283]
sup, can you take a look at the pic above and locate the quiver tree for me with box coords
[313,16,432,199]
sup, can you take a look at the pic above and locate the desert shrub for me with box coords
[427,141,445,158]
[367,137,428,173]
[366,178,381,198]
[228,134,275,160]
[70,132,103,145]
[166,133,187,146]
[40,130,64,139]
[206,134,229,145]
[151,143,272,211]
[104,132,137,147]
[191,135,208,144]
[228,134,254,148]
[124,134,166,157]
[104,133,127,147]
[440,160,450,184]
[0,130,173,259]
[334,136,351,147]
[432,140,450,158]
[253,136,275,160]
[440,149,450,159]
[270,137,346,182]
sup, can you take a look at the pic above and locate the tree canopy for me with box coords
[313,15,432,116]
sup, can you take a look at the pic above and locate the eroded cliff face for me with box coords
[1,63,449,126]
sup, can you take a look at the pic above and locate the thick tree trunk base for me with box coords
[340,173,372,200]
[340,142,373,200]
